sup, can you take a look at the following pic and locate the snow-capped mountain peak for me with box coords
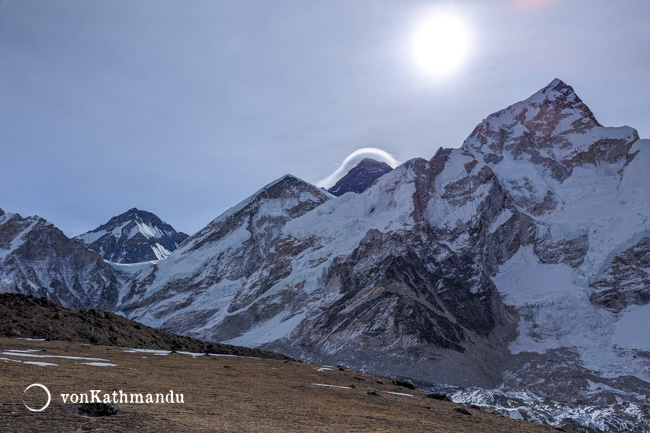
[171,174,330,259]
[461,78,638,172]
[75,208,188,263]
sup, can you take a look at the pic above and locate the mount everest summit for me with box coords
[1,79,648,431]
[328,157,393,196]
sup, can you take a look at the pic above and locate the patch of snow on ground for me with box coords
[1,351,109,361]
[176,351,205,358]
[123,349,171,356]
[23,361,58,366]
[0,357,22,363]
[312,384,353,389]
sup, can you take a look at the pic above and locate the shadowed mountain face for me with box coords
[328,158,393,196]
[0,209,123,310]
[74,208,188,263]
[1,80,649,431]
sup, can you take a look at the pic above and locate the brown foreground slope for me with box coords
[0,294,288,359]
[0,338,566,433]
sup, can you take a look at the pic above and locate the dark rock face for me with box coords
[75,208,188,263]
[453,407,472,416]
[328,158,393,196]
[392,379,416,390]
[590,236,650,312]
[427,393,451,401]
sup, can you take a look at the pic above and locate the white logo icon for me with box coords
[23,383,51,412]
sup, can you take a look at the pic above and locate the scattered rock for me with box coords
[376,380,383,385]
[453,407,471,416]
[426,393,450,401]
[367,390,379,396]
[65,403,119,417]
[391,379,415,390]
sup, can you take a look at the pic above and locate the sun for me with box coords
[410,11,471,79]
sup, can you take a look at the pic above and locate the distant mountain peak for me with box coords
[74,209,188,263]
[328,157,393,196]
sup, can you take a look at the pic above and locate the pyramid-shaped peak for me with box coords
[328,157,393,197]
[202,174,329,227]
[259,174,324,199]
[519,78,601,126]
[544,78,571,93]
[109,208,163,225]
[355,157,393,170]
[531,78,573,100]
[456,79,642,181]
[462,79,603,153]
[358,157,389,165]
[74,208,188,263]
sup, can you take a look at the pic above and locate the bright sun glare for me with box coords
[410,11,471,79]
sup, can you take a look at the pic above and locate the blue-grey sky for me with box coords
[1,0,648,236]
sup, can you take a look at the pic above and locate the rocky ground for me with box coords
[0,294,289,360]
[0,338,568,433]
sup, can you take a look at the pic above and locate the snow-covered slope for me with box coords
[75,208,188,263]
[118,175,332,332]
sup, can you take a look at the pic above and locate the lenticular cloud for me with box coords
[317,148,399,189]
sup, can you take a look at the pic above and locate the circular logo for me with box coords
[23,383,51,412]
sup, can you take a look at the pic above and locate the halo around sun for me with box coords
[409,10,472,79]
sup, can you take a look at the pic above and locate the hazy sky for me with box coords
[1,0,648,236]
